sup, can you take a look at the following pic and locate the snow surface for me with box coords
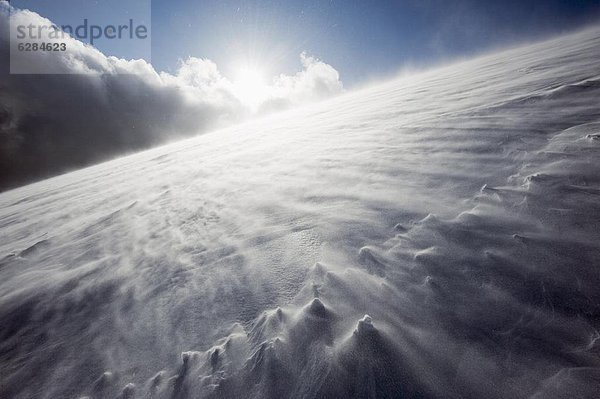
[1,26,600,399]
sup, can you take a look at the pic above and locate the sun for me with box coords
[231,65,269,109]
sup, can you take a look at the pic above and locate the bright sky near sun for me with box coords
[10,0,600,86]
[232,65,269,108]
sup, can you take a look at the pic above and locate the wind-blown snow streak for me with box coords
[1,27,600,399]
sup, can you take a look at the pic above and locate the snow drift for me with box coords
[1,26,600,399]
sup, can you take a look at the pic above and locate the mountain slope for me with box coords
[1,26,600,399]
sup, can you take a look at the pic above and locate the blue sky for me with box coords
[150,0,600,85]
[11,0,600,86]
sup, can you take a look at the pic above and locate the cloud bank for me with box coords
[0,3,343,191]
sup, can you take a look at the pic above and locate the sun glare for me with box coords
[232,65,269,109]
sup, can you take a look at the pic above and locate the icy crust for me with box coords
[2,28,600,399]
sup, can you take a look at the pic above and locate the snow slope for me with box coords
[1,26,600,399]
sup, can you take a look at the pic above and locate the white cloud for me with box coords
[275,52,344,102]
[258,53,344,113]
